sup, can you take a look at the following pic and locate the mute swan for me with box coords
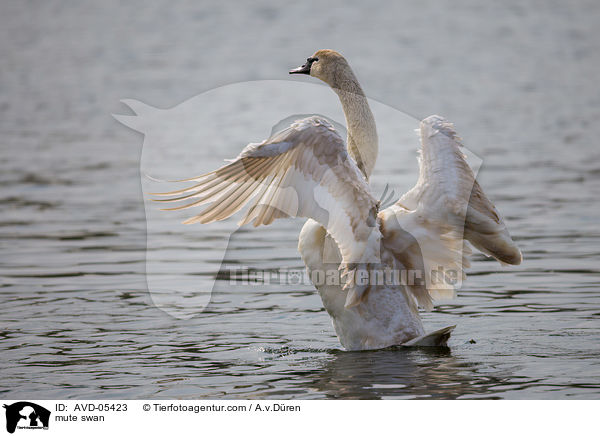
[154,49,522,350]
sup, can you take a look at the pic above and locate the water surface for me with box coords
[1,1,599,399]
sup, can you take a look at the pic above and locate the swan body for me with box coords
[154,50,522,350]
[299,219,426,350]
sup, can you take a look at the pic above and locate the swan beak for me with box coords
[290,57,318,75]
[289,63,311,75]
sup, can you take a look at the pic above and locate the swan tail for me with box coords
[402,325,455,347]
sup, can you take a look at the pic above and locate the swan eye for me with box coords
[307,57,319,63]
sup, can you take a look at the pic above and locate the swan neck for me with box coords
[332,74,378,179]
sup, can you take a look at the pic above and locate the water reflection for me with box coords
[302,348,505,399]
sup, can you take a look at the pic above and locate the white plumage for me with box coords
[154,50,522,350]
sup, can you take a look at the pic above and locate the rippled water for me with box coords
[1,1,599,399]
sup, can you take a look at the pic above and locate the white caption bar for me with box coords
[0,400,594,435]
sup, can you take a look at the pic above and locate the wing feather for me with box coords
[381,115,522,307]
[153,117,382,295]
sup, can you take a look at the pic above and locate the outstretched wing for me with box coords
[153,116,381,272]
[380,115,522,307]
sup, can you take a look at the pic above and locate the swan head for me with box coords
[289,49,351,87]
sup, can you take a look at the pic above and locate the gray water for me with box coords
[1,1,599,399]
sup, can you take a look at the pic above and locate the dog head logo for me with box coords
[3,402,50,434]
